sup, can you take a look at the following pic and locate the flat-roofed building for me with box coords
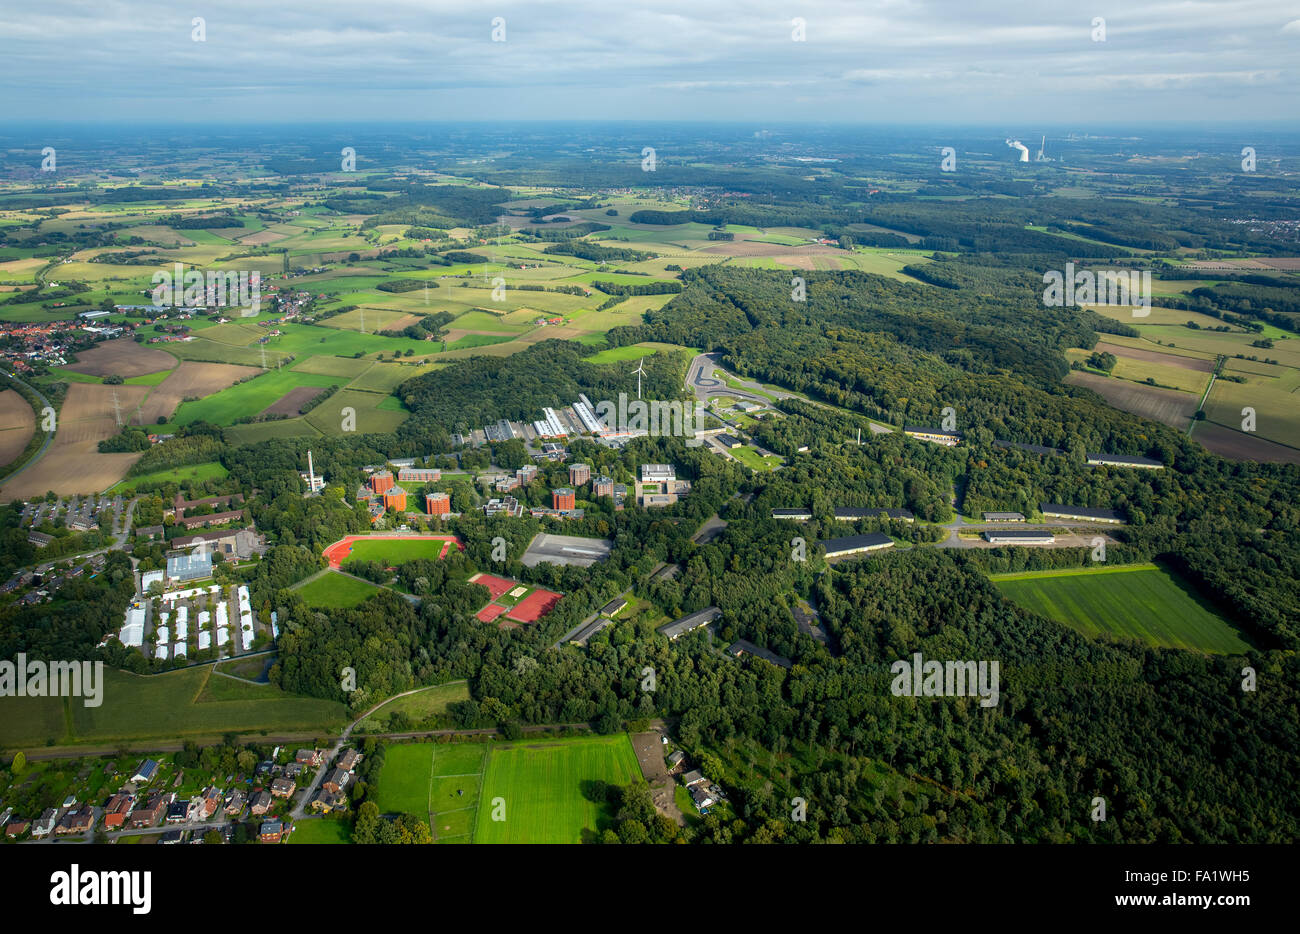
[658,606,721,641]
[903,426,962,446]
[568,463,591,486]
[820,532,894,558]
[984,528,1056,544]
[772,508,812,520]
[983,512,1026,522]
[398,467,441,483]
[166,552,213,582]
[716,434,744,449]
[641,464,675,484]
[1040,503,1124,524]
[370,471,395,494]
[728,639,793,670]
[593,475,614,497]
[381,487,407,511]
[552,488,576,511]
[834,507,914,522]
[1086,453,1164,470]
[425,491,451,516]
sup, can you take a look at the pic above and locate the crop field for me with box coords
[134,360,260,424]
[1200,365,1300,450]
[291,570,382,608]
[63,339,177,378]
[991,564,1251,654]
[1064,370,1198,430]
[290,354,373,378]
[304,388,408,436]
[167,366,338,427]
[222,418,322,445]
[346,361,435,393]
[0,383,151,499]
[0,666,347,748]
[0,388,36,467]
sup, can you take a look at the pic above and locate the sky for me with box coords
[2,0,1298,124]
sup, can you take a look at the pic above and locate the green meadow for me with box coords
[291,570,382,608]
[991,564,1251,653]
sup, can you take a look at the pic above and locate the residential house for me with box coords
[320,768,348,796]
[270,778,296,798]
[295,748,322,767]
[337,748,362,772]
[103,793,134,828]
[259,820,284,843]
[32,809,57,838]
[249,791,273,816]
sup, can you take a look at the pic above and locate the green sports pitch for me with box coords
[373,734,641,843]
[990,563,1251,654]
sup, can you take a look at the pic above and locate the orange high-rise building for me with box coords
[382,486,407,511]
[425,491,451,516]
[552,487,576,511]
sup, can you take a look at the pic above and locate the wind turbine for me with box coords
[631,358,647,399]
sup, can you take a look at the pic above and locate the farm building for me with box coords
[983,512,1026,522]
[600,596,628,617]
[1039,504,1124,524]
[903,426,963,446]
[983,529,1056,544]
[771,508,812,520]
[820,533,894,559]
[1086,453,1164,469]
[728,639,793,670]
[658,606,721,641]
[834,507,914,522]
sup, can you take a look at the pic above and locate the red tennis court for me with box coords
[467,572,516,600]
[506,588,562,623]
[475,603,508,623]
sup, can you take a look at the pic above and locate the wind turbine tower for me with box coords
[632,358,647,399]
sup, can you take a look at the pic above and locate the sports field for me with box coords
[991,564,1250,653]
[474,734,641,844]
[467,572,562,624]
[373,734,640,843]
[323,534,462,568]
[291,570,382,608]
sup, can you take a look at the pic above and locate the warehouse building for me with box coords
[820,532,895,559]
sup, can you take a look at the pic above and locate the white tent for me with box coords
[173,642,187,658]
[154,644,168,660]
[197,630,211,650]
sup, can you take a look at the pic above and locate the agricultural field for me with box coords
[1064,370,1199,430]
[62,339,177,378]
[107,460,229,493]
[991,564,1251,654]
[0,666,346,749]
[0,382,150,499]
[0,387,36,468]
[290,570,382,608]
[1200,362,1300,451]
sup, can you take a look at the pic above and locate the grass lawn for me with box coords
[474,734,640,844]
[109,460,228,493]
[374,743,435,816]
[730,445,783,471]
[286,818,351,844]
[291,570,382,608]
[991,563,1251,653]
[356,681,471,732]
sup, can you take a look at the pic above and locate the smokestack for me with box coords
[1006,139,1030,162]
[307,450,315,491]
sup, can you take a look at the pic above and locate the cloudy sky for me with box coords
[2,0,1297,123]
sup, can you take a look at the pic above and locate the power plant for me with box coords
[1005,138,1030,162]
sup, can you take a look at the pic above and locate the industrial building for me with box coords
[1040,503,1124,524]
[983,529,1056,544]
[820,532,895,558]
[658,606,722,641]
[1086,453,1164,469]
